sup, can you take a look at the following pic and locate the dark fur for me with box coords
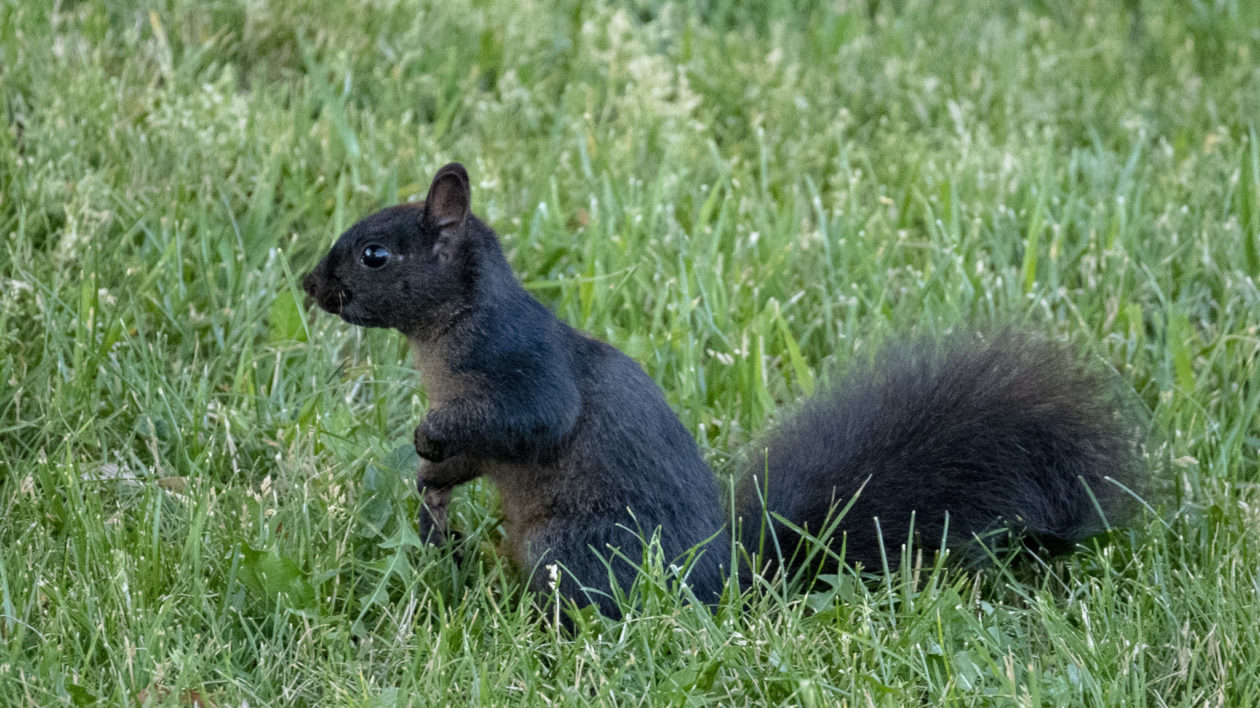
[305,164,723,616]
[734,330,1146,577]
[304,163,1146,618]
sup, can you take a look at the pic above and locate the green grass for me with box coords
[2,0,1259,704]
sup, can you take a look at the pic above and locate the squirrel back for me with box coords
[304,162,1147,619]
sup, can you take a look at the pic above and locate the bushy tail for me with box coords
[734,328,1148,578]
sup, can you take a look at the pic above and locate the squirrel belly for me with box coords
[303,162,1148,618]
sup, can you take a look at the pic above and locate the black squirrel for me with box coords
[303,162,1146,618]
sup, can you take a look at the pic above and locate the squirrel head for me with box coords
[303,162,488,338]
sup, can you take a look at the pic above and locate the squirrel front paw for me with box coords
[413,419,449,462]
[417,484,452,545]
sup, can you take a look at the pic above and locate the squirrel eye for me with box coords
[360,245,390,268]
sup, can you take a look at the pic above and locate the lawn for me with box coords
[2,0,1259,704]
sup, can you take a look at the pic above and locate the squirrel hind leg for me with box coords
[516,525,635,622]
[519,521,728,622]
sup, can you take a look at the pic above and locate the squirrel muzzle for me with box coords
[302,260,352,316]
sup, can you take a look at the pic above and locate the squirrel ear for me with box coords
[422,162,471,263]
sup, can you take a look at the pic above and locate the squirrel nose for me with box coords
[302,263,351,314]
[302,268,321,298]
